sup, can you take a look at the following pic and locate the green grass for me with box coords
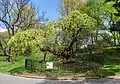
[0,56,25,73]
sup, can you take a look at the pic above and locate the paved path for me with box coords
[1,73,120,84]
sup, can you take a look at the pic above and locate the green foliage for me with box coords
[105,0,120,22]
[8,29,43,56]
[86,69,115,77]
[50,10,97,52]
[55,10,97,30]
[28,52,54,62]
[85,0,105,21]
[42,23,56,49]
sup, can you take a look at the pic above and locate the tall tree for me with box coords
[42,10,97,59]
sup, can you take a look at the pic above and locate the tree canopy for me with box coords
[8,29,43,55]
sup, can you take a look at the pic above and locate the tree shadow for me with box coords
[8,66,27,75]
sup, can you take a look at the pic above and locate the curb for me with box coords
[8,73,119,80]
[12,74,89,80]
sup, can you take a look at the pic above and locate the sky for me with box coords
[31,0,60,21]
[0,27,7,32]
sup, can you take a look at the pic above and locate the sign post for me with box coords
[46,62,53,69]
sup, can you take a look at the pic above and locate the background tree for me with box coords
[105,0,120,46]
[58,0,85,16]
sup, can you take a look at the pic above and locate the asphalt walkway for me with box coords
[0,73,120,84]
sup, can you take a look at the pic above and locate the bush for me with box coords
[86,69,115,77]
[104,47,120,55]
[83,53,104,65]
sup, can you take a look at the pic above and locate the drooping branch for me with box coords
[41,26,82,59]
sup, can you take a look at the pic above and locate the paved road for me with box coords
[1,73,120,84]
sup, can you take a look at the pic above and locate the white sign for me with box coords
[46,62,53,69]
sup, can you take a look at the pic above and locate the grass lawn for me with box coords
[0,56,25,74]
